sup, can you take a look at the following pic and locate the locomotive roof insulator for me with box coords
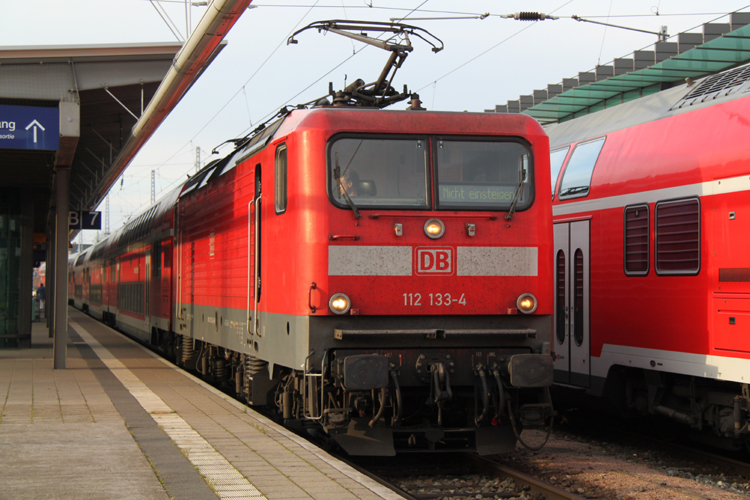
[407,93,425,110]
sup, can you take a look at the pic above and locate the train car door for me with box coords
[553,220,591,387]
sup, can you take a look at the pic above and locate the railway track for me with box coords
[559,405,750,475]
[658,442,750,479]
[348,452,587,500]
[547,404,750,496]
[118,320,585,499]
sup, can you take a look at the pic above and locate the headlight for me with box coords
[516,293,538,314]
[329,293,351,315]
[424,218,445,239]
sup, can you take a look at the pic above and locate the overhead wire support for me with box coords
[500,11,669,41]
[391,13,489,21]
[571,15,669,41]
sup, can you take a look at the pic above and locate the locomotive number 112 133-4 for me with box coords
[403,293,467,306]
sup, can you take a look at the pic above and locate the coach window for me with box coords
[435,138,532,211]
[154,241,162,280]
[328,136,429,209]
[558,137,605,200]
[550,146,570,198]
[655,198,700,275]
[555,250,566,345]
[275,144,287,214]
[624,204,650,276]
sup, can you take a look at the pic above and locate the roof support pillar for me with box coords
[53,166,70,369]
[46,214,55,337]
[18,190,34,348]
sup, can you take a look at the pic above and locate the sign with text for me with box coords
[415,247,454,276]
[0,104,60,151]
[439,183,516,207]
[69,211,102,230]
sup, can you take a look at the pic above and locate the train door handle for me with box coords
[309,282,317,313]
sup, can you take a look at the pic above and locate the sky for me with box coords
[2,0,749,244]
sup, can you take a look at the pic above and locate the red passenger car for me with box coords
[548,61,750,449]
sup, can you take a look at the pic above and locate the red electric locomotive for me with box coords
[70,21,555,455]
[548,61,750,449]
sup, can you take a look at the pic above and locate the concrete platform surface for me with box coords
[0,309,405,500]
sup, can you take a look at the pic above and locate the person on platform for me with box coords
[36,283,45,320]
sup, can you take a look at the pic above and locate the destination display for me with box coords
[439,183,518,207]
[0,104,60,151]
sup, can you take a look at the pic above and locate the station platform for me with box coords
[0,308,405,500]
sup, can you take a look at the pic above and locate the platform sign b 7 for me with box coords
[69,211,101,230]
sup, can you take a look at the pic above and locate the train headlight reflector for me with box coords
[516,293,538,314]
[329,293,351,315]
[424,219,445,239]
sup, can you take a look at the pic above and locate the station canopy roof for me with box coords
[486,12,750,124]
[0,43,184,232]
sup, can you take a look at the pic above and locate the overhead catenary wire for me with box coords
[597,0,615,66]
[415,0,574,96]
[417,2,750,98]
[149,0,432,195]
[149,0,185,42]
[232,1,432,138]
[144,0,322,182]
[144,0,750,20]
[142,0,714,177]
[121,0,750,228]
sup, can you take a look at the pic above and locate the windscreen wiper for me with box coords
[334,153,361,220]
[504,178,524,221]
[560,186,589,197]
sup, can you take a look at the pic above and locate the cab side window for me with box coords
[558,137,605,200]
[275,144,287,214]
[549,146,570,198]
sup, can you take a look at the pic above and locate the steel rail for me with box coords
[468,454,587,500]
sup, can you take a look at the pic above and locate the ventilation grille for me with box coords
[671,63,750,110]
[719,268,750,282]
[655,198,700,274]
[624,205,649,275]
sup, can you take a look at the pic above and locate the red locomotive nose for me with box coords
[74,106,554,456]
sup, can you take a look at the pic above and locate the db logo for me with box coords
[415,247,454,275]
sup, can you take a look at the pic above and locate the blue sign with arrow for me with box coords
[0,104,60,151]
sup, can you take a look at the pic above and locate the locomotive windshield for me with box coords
[329,136,430,209]
[328,135,532,211]
[435,139,532,210]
